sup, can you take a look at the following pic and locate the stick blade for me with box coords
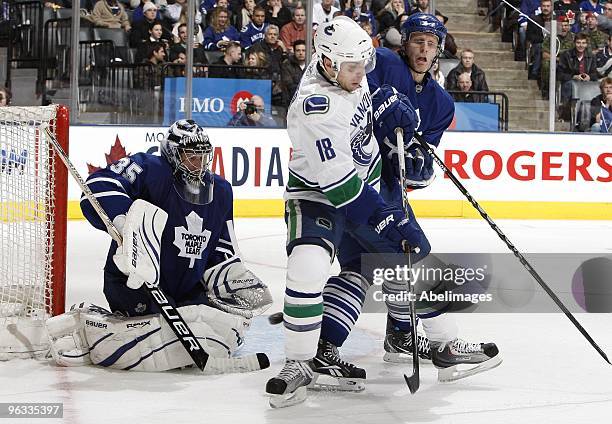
[404,373,420,394]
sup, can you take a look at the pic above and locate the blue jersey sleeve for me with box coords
[420,89,455,148]
[80,153,163,232]
[203,176,238,268]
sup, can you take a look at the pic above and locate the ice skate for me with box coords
[431,338,502,382]
[266,359,315,408]
[383,318,432,363]
[311,339,366,391]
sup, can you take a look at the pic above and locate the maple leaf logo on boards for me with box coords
[173,211,211,268]
[87,136,129,174]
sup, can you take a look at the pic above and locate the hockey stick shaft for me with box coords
[395,128,420,393]
[413,133,610,365]
[43,127,212,370]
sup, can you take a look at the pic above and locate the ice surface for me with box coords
[1,218,611,424]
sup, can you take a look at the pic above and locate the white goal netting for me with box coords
[0,105,64,359]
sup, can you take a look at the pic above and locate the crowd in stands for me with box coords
[34,0,612,132]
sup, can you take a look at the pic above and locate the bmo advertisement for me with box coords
[163,78,272,127]
[67,128,612,220]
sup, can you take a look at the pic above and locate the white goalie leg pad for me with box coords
[83,304,248,372]
[45,304,97,367]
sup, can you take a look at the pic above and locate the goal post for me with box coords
[0,104,69,359]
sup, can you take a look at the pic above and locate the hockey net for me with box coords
[0,105,68,359]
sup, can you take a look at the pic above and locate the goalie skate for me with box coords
[383,319,432,363]
[432,338,502,382]
[266,359,315,408]
[311,339,366,392]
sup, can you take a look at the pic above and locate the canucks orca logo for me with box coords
[324,24,335,36]
[350,111,373,166]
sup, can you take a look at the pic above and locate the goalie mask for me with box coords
[161,119,214,205]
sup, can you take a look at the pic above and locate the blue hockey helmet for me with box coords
[161,119,214,205]
[400,13,447,50]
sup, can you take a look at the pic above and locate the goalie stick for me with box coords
[395,128,420,394]
[43,126,270,374]
[412,133,610,366]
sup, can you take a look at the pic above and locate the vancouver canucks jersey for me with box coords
[285,60,382,212]
[80,153,236,303]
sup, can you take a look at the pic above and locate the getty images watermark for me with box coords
[369,262,493,305]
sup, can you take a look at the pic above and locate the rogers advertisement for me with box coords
[68,127,612,218]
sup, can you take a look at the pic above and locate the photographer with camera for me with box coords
[227,95,277,127]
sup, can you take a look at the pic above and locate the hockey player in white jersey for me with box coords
[265,16,430,408]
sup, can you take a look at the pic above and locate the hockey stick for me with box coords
[395,128,420,393]
[413,133,610,365]
[43,127,270,373]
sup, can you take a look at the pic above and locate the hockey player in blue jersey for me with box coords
[45,120,272,372]
[316,13,501,384]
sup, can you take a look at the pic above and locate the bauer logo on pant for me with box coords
[173,211,211,268]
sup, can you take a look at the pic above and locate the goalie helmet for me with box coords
[314,16,376,78]
[161,119,214,205]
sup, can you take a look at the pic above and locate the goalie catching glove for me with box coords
[202,255,273,318]
[112,199,167,289]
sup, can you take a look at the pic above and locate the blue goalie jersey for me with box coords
[80,153,235,310]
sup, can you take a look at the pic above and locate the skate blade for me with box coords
[308,374,365,392]
[268,386,308,409]
[437,355,503,383]
[383,351,432,364]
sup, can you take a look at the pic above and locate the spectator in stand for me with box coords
[360,19,380,46]
[209,41,243,77]
[130,2,167,47]
[555,0,580,18]
[227,95,277,127]
[377,0,406,36]
[204,0,234,26]
[516,0,541,61]
[203,8,240,50]
[526,0,553,80]
[0,87,12,106]
[590,77,612,131]
[280,7,306,54]
[139,41,166,89]
[585,12,608,53]
[431,60,445,88]
[573,11,589,33]
[596,1,612,34]
[135,20,172,62]
[452,72,481,102]
[252,24,287,106]
[446,49,490,93]
[596,33,612,76]
[171,3,204,44]
[313,0,340,26]
[557,32,599,112]
[434,10,458,59]
[131,0,160,25]
[235,0,256,31]
[578,0,604,14]
[169,23,207,62]
[281,40,307,101]
[345,0,377,34]
[410,0,430,14]
[240,6,267,49]
[89,0,132,31]
[265,0,292,29]
[541,15,575,96]
[164,0,202,26]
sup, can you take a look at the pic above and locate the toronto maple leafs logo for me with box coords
[173,211,211,268]
[350,110,373,166]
